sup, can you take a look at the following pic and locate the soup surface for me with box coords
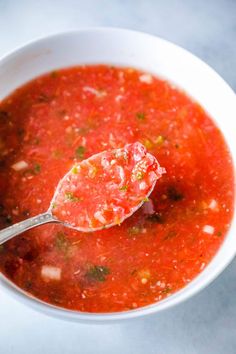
[0,66,234,312]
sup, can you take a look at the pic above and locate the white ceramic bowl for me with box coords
[0,28,235,323]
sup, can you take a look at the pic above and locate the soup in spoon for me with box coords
[51,142,164,231]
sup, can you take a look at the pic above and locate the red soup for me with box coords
[0,66,234,313]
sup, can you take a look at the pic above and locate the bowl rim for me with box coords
[0,27,235,322]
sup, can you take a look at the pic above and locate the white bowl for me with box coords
[0,28,235,323]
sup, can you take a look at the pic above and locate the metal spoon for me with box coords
[0,142,164,245]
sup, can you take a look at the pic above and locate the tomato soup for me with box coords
[0,66,234,313]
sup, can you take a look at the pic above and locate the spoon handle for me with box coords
[0,212,55,245]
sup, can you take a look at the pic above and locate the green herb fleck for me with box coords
[131,269,137,276]
[65,191,81,202]
[216,231,222,237]
[22,209,30,217]
[38,93,52,103]
[87,164,98,178]
[55,232,69,252]
[75,146,85,159]
[142,197,149,202]
[136,171,144,180]
[136,112,145,120]
[163,230,177,240]
[119,185,128,192]
[115,151,128,161]
[86,265,110,282]
[34,163,41,174]
[71,166,78,174]
[50,71,58,78]
[143,138,153,149]
[147,213,164,224]
[51,202,57,209]
[162,287,172,294]
[155,135,165,145]
[78,126,91,135]
[167,186,184,201]
[128,226,142,235]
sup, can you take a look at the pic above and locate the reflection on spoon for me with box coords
[0,142,165,245]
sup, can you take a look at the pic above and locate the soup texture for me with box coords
[0,66,234,312]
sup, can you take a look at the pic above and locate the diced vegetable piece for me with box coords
[203,225,215,234]
[41,266,61,281]
[139,74,153,84]
[11,160,29,171]
[94,211,107,224]
[209,199,218,210]
[83,86,106,98]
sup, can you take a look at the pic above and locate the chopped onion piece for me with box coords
[115,95,123,102]
[209,199,218,210]
[139,181,148,190]
[11,160,28,171]
[139,74,153,84]
[94,211,107,224]
[116,166,125,186]
[203,225,214,234]
[101,157,110,168]
[83,86,106,98]
[41,265,61,281]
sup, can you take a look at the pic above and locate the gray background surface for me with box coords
[0,1,236,353]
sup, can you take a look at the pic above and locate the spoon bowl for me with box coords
[0,142,164,244]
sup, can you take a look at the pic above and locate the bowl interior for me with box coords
[0,28,235,322]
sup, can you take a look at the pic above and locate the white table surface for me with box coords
[0,1,236,353]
